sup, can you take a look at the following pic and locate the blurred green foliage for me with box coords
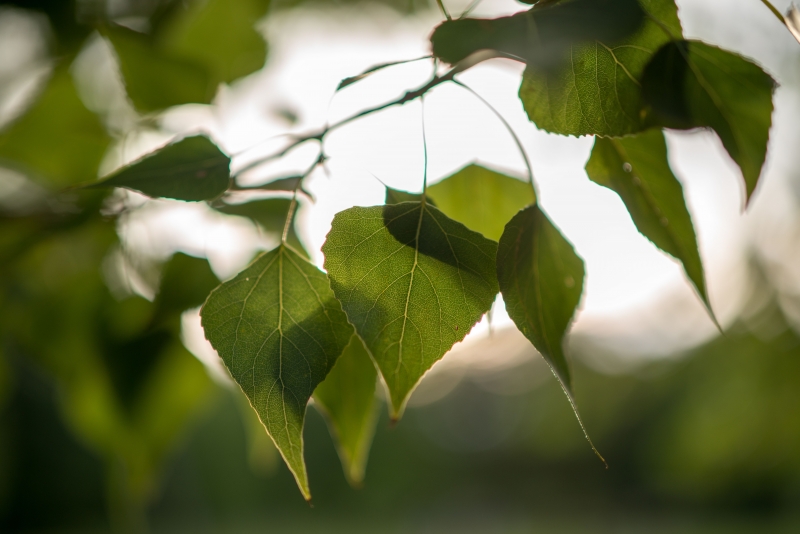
[0,0,798,531]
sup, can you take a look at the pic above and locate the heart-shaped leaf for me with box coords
[519,0,682,137]
[641,40,775,203]
[322,202,499,419]
[201,244,353,500]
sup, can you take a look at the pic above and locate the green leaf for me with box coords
[497,204,583,391]
[641,40,775,203]
[313,334,379,486]
[153,252,221,325]
[214,198,309,258]
[88,135,230,202]
[519,0,683,137]
[102,24,214,113]
[427,164,535,242]
[0,66,110,187]
[322,202,499,419]
[384,186,425,205]
[200,244,353,500]
[159,0,269,85]
[585,130,711,313]
[431,0,645,67]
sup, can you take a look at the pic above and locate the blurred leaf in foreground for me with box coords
[641,40,775,204]
[0,65,110,188]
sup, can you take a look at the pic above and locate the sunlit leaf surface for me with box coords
[322,202,498,419]
[427,164,535,242]
[641,40,775,203]
[201,244,353,499]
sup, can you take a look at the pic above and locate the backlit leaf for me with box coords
[322,202,499,419]
[200,244,353,499]
[0,66,110,187]
[313,334,379,486]
[496,204,583,391]
[519,0,682,137]
[427,164,535,241]
[641,40,775,203]
[88,135,230,202]
[585,130,711,313]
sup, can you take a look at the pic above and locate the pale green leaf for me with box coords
[322,202,499,419]
[200,244,353,499]
[313,334,379,486]
[585,130,711,313]
[103,25,214,113]
[641,40,775,203]
[0,66,110,187]
[497,204,583,391]
[427,164,535,241]
[519,0,682,137]
[159,0,269,85]
[89,136,230,202]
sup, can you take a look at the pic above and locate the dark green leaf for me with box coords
[313,334,379,486]
[0,66,110,187]
[153,252,220,325]
[158,0,269,85]
[322,202,499,419]
[427,164,535,241]
[497,204,583,391]
[88,135,230,202]
[431,0,644,68]
[641,40,775,203]
[200,244,354,499]
[519,0,682,137]
[102,24,214,112]
[214,198,309,258]
[384,186,425,205]
[585,130,711,313]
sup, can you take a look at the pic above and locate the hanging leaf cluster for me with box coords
[0,0,786,503]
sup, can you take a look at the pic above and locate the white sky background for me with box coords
[5,0,799,379]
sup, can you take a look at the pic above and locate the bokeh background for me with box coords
[2,0,800,532]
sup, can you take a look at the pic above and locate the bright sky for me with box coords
[61,0,800,370]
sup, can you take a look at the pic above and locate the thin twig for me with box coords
[233,67,463,179]
[451,80,537,198]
